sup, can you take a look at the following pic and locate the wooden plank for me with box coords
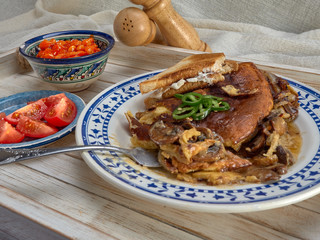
[0,206,69,240]
[109,42,320,80]
[1,42,320,240]
[1,186,116,240]
[296,194,320,213]
[9,155,304,240]
[0,51,21,79]
[15,131,319,239]
[1,43,320,97]
[236,206,320,240]
[0,164,204,240]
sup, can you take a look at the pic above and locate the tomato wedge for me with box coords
[5,99,48,125]
[44,95,77,127]
[0,112,25,143]
[40,93,66,107]
[16,116,58,138]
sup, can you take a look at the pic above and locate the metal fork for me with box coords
[0,145,161,167]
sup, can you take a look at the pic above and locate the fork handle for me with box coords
[0,145,128,165]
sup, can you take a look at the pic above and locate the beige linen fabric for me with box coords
[0,0,320,70]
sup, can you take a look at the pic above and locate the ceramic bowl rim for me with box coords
[19,30,115,65]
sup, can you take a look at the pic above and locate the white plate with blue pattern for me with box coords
[75,70,320,213]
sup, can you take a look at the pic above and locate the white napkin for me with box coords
[1,0,320,70]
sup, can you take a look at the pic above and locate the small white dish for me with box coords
[0,90,85,149]
[75,70,320,213]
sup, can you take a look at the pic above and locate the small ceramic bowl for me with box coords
[19,30,115,92]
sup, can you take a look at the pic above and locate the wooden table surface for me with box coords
[1,42,320,240]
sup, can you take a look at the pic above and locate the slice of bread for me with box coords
[139,53,238,95]
[161,73,224,98]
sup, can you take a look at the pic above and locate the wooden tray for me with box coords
[1,42,320,240]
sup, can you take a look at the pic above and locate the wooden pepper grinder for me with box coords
[114,7,166,46]
[114,0,211,52]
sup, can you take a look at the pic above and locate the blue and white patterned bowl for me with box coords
[19,30,115,92]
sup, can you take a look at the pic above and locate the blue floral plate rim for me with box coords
[0,90,85,149]
[75,70,320,213]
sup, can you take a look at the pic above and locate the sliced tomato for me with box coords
[27,93,64,106]
[16,116,58,138]
[40,93,66,107]
[5,99,48,125]
[0,113,25,143]
[44,95,77,127]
